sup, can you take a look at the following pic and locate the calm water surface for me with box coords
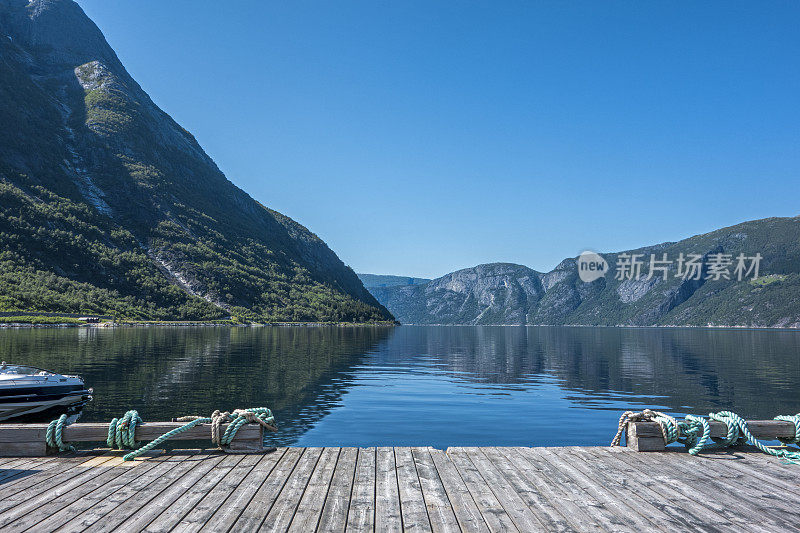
[1,326,798,447]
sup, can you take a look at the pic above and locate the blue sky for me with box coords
[76,1,800,278]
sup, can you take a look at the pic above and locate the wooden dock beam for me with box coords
[0,421,267,457]
[626,419,797,451]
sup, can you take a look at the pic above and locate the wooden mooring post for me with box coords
[626,419,797,451]
[0,421,270,457]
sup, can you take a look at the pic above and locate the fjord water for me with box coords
[1,326,798,448]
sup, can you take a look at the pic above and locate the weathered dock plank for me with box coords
[429,448,488,533]
[0,452,99,498]
[612,447,800,531]
[347,447,377,532]
[228,446,303,530]
[184,449,285,532]
[395,445,431,532]
[541,445,680,531]
[0,456,125,529]
[498,447,611,531]
[317,447,357,532]
[142,453,250,532]
[83,453,223,533]
[288,447,340,532]
[2,452,167,533]
[375,447,403,533]
[453,447,546,531]
[477,447,574,532]
[46,452,195,533]
[444,446,519,532]
[600,446,760,530]
[260,446,324,531]
[0,446,798,532]
[562,446,717,532]
[412,447,460,533]
[0,456,58,484]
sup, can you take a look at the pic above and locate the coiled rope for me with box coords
[612,409,800,463]
[107,410,143,450]
[46,414,75,452]
[46,407,276,461]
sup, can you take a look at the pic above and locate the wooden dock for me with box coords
[0,446,797,532]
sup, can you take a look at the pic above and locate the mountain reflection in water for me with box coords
[0,326,797,447]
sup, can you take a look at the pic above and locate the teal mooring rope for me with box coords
[612,409,800,464]
[46,414,75,452]
[46,407,276,461]
[107,409,143,450]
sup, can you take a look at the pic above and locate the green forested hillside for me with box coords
[0,0,392,322]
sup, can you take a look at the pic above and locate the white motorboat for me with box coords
[0,362,92,422]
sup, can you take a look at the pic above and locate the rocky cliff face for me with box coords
[0,0,392,322]
[370,217,800,327]
[371,263,544,325]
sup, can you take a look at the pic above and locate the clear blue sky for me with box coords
[76,1,800,279]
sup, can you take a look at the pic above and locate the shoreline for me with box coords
[0,321,797,330]
[0,321,399,329]
[398,323,800,330]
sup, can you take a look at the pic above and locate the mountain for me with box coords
[0,0,392,322]
[357,273,430,289]
[368,216,800,327]
[369,264,542,325]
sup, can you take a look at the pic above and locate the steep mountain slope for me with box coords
[370,217,800,327]
[0,0,392,322]
[357,274,430,289]
[370,264,543,325]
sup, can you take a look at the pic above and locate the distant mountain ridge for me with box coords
[368,216,800,327]
[357,274,430,289]
[0,0,392,322]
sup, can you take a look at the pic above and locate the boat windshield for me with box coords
[0,362,54,376]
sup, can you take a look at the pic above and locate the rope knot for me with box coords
[610,409,678,447]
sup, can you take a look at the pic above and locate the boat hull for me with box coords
[0,364,92,422]
[0,392,92,422]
